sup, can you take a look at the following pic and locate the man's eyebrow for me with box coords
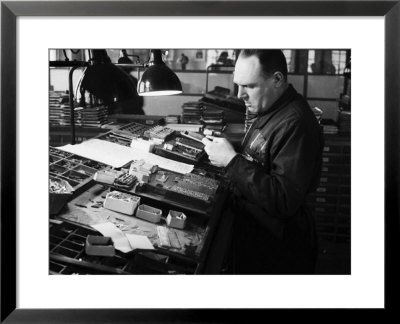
[236,82,256,87]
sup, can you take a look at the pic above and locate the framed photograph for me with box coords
[194,49,206,61]
[1,0,399,322]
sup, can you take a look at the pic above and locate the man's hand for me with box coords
[201,136,237,167]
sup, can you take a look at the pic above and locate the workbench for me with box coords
[49,121,233,275]
[49,119,351,275]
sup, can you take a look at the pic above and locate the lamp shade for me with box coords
[77,64,137,105]
[137,50,183,96]
[76,50,137,106]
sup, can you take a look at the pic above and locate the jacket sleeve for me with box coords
[224,118,322,219]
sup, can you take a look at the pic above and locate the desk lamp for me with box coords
[137,49,183,96]
[51,49,182,144]
[66,49,138,144]
[77,49,137,109]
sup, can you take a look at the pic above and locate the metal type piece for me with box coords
[144,125,175,141]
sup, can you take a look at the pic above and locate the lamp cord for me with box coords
[62,50,69,61]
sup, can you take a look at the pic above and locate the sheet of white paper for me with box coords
[58,139,194,174]
[91,222,133,253]
[125,233,155,250]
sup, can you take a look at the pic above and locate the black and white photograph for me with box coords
[48,48,351,275]
[2,0,397,320]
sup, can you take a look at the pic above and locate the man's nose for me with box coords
[237,86,247,100]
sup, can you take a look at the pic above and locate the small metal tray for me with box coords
[136,204,162,223]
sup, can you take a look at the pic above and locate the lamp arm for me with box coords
[68,66,80,145]
[150,49,164,65]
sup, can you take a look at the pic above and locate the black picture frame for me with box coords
[1,1,399,322]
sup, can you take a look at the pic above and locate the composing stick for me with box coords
[180,131,204,143]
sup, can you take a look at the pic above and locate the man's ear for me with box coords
[273,72,285,87]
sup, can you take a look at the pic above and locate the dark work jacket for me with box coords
[223,84,324,274]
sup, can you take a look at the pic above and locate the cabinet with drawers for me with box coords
[308,133,351,243]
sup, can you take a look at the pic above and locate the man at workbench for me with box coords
[202,49,324,274]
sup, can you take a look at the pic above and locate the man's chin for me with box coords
[247,107,258,114]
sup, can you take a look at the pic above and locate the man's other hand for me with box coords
[201,136,237,167]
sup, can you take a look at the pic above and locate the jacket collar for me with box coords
[253,84,297,129]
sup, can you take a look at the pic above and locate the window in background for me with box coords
[331,50,348,74]
[307,50,316,73]
[283,50,295,73]
[308,49,348,75]
[206,50,236,67]
[206,49,220,67]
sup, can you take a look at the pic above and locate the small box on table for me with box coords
[85,235,115,257]
[136,204,162,223]
[104,191,140,215]
[166,210,187,229]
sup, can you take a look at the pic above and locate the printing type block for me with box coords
[143,125,175,142]
[104,191,140,215]
[114,173,137,190]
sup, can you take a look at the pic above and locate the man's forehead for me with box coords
[233,55,263,84]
